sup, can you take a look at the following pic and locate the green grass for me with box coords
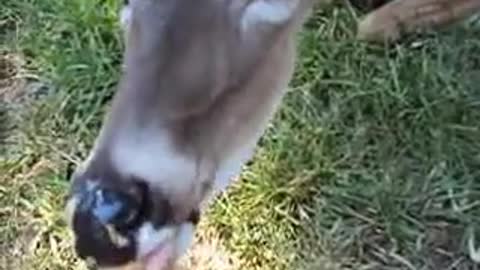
[1,1,480,270]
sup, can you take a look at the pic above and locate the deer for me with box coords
[354,0,480,43]
[64,0,315,269]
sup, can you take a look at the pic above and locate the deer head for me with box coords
[65,0,313,269]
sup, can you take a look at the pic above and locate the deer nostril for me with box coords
[93,189,141,229]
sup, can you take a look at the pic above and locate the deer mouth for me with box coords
[142,243,174,270]
[133,220,197,270]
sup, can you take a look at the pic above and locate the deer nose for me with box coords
[70,183,147,267]
[80,185,143,229]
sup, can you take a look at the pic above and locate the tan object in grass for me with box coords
[357,0,480,43]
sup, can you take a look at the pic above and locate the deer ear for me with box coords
[241,0,300,31]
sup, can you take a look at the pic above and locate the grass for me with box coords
[1,1,480,270]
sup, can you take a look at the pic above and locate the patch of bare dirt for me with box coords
[0,52,23,154]
[0,52,27,104]
[0,52,53,156]
[1,52,52,106]
[421,222,474,270]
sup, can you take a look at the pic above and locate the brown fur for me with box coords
[92,0,314,210]
[68,1,315,269]
[357,0,480,43]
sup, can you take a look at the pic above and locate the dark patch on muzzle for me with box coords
[71,182,148,267]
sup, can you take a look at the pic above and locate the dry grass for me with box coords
[179,224,244,270]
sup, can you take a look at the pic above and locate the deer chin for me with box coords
[142,244,172,270]
[136,222,195,270]
[97,223,194,270]
[135,240,170,270]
